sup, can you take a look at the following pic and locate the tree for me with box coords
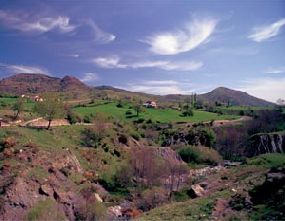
[12,97,24,120]
[81,112,107,148]
[34,93,64,129]
[166,162,189,199]
[133,99,143,117]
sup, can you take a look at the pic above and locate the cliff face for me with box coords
[246,133,285,157]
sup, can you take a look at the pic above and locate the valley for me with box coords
[0,73,284,220]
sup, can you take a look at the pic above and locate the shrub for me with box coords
[81,128,102,148]
[199,128,216,147]
[178,146,222,165]
[131,132,140,141]
[118,134,128,145]
[116,103,123,108]
[83,115,92,123]
[1,136,16,149]
[182,109,194,117]
[67,110,82,124]
[137,187,169,211]
[136,118,145,124]
[25,199,66,221]
[75,200,107,221]
[125,110,133,115]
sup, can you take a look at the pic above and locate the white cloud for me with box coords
[87,19,116,43]
[65,54,80,58]
[238,77,285,102]
[0,10,75,34]
[0,63,49,74]
[80,73,98,83]
[132,60,203,71]
[143,17,217,55]
[93,56,127,69]
[120,80,183,95]
[263,67,284,74]
[248,18,285,42]
[93,56,203,71]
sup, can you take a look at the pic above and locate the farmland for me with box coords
[73,102,239,123]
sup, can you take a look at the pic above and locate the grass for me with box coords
[74,102,239,123]
[25,199,66,221]
[27,165,49,182]
[0,97,35,111]
[140,190,230,221]
[216,106,273,111]
[247,153,285,168]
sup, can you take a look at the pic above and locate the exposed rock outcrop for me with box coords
[246,132,285,157]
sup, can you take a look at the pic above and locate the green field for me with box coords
[216,106,273,111]
[0,97,35,111]
[73,102,239,123]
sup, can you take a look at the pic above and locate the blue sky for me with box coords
[0,0,284,102]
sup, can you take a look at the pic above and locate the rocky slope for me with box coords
[0,73,90,95]
[246,132,285,157]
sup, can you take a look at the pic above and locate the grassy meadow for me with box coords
[73,102,239,123]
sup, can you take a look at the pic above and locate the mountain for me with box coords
[198,87,274,106]
[95,86,274,106]
[0,74,274,106]
[0,73,90,95]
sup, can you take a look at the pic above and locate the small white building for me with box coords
[143,100,157,108]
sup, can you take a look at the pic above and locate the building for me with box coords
[143,100,157,108]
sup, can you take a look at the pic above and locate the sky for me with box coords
[0,0,284,102]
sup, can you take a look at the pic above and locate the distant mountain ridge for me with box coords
[0,73,90,95]
[0,73,274,106]
[199,87,273,106]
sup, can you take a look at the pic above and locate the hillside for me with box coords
[0,74,274,107]
[198,87,273,107]
[0,73,90,95]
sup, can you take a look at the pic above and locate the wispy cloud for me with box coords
[118,80,195,95]
[93,56,203,71]
[93,56,127,69]
[0,10,75,34]
[142,17,217,55]
[0,63,49,74]
[248,18,285,42]
[80,72,98,84]
[263,67,284,74]
[86,19,116,43]
[238,77,285,102]
[119,80,184,95]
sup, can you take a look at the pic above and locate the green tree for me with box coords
[134,99,143,117]
[12,97,24,120]
[34,93,64,129]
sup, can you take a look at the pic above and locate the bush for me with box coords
[136,118,145,124]
[1,136,16,149]
[116,103,123,108]
[178,146,222,165]
[25,199,66,221]
[76,200,106,221]
[131,132,140,141]
[83,115,93,123]
[81,128,102,148]
[118,134,128,145]
[137,187,169,211]
[125,110,133,115]
[182,109,194,117]
[67,110,82,124]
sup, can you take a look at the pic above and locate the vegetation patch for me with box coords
[247,153,285,168]
[178,146,222,165]
[25,199,66,221]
